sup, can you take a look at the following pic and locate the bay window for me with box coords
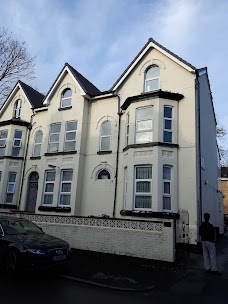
[134,166,152,209]
[135,107,153,144]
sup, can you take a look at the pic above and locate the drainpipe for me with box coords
[18,111,35,210]
[113,93,122,218]
[196,70,203,227]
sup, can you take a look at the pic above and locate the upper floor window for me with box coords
[6,172,17,204]
[144,65,160,92]
[163,106,172,143]
[100,121,111,151]
[14,99,22,118]
[48,123,61,153]
[97,170,110,180]
[59,170,73,206]
[64,121,77,151]
[61,89,72,108]
[0,130,8,156]
[33,130,43,156]
[134,166,152,210]
[42,171,56,205]
[126,113,129,146]
[11,130,22,157]
[135,107,153,144]
[163,166,172,211]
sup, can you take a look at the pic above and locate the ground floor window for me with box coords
[42,171,56,205]
[134,165,152,209]
[58,170,73,206]
[6,172,17,203]
[163,166,172,210]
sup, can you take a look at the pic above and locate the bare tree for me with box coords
[216,118,228,166]
[0,27,36,104]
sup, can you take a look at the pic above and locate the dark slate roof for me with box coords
[221,167,228,178]
[66,63,101,96]
[110,37,196,91]
[19,81,44,108]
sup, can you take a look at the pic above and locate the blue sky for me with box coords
[1,0,228,141]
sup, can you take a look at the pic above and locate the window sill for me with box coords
[123,142,179,152]
[58,106,72,111]
[0,156,24,160]
[120,209,179,219]
[30,156,41,160]
[38,206,71,213]
[0,204,17,210]
[97,150,112,155]
[45,151,77,156]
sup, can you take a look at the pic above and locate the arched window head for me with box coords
[33,130,43,156]
[100,121,111,151]
[144,65,160,92]
[14,99,22,118]
[61,88,72,108]
[97,170,110,180]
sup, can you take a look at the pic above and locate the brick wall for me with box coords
[0,213,175,262]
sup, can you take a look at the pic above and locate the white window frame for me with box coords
[163,165,172,211]
[64,121,77,152]
[163,106,173,143]
[0,130,8,148]
[11,130,23,157]
[33,130,43,156]
[123,167,128,209]
[96,169,111,180]
[48,123,61,153]
[6,172,17,204]
[126,113,129,146]
[100,121,111,151]
[134,165,152,211]
[14,99,22,118]
[144,65,160,92]
[61,89,72,108]
[58,169,73,207]
[42,170,56,205]
[135,107,153,144]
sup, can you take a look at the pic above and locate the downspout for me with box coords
[113,93,122,218]
[18,111,35,210]
[196,70,203,227]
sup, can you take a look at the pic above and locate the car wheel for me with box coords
[5,250,18,276]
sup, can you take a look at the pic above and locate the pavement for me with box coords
[59,231,228,295]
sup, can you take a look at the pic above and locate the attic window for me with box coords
[144,65,160,92]
[14,99,22,119]
[61,89,72,108]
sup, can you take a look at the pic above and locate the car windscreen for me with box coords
[2,220,44,235]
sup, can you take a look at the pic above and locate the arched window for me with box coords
[61,88,72,108]
[97,170,110,180]
[100,121,111,151]
[144,65,160,92]
[14,99,22,118]
[33,130,43,156]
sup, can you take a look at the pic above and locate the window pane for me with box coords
[145,79,159,91]
[66,121,77,131]
[0,130,7,139]
[136,132,152,143]
[101,121,111,136]
[135,196,151,208]
[62,98,71,107]
[65,141,76,151]
[14,139,21,147]
[6,193,13,203]
[98,170,110,180]
[9,173,16,182]
[50,124,61,133]
[61,183,71,192]
[101,136,110,150]
[163,167,171,180]
[62,171,73,181]
[50,134,59,142]
[165,120,172,130]
[137,120,152,131]
[164,182,171,194]
[136,181,151,193]
[136,167,152,179]
[163,197,171,210]
[164,107,172,118]
[66,131,76,140]
[164,131,172,143]
[59,195,71,205]
[45,183,54,192]
[137,107,153,120]
[43,195,53,205]
[146,66,160,79]
[62,89,72,98]
[49,143,59,152]
[0,139,6,147]
[46,172,55,181]
[7,184,15,193]
[35,131,43,143]
[0,147,5,156]
[14,130,22,138]
[34,144,41,156]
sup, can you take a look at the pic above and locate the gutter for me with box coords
[113,94,122,218]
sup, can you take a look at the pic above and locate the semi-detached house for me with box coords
[0,38,223,262]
